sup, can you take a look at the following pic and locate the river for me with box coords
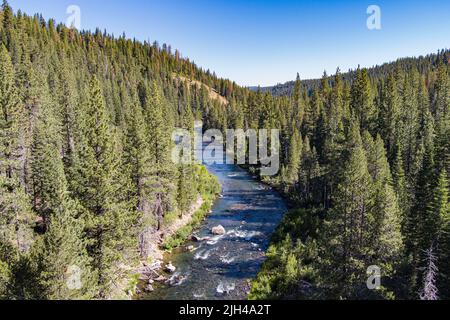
[143,159,287,300]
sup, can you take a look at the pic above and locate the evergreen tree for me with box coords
[57,57,78,169]
[433,66,450,180]
[34,201,97,300]
[176,105,196,216]
[30,83,67,222]
[438,204,450,299]
[0,44,20,180]
[368,135,403,269]
[420,247,439,300]
[122,90,152,212]
[0,1,14,51]
[71,77,137,297]
[431,170,450,298]
[292,73,304,127]
[328,69,345,142]
[399,71,420,178]
[284,124,302,186]
[351,68,376,132]
[321,123,375,298]
[0,241,15,298]
[391,147,409,229]
[379,74,400,158]
[0,44,34,253]
[27,85,97,299]
[144,81,176,228]
[415,144,437,254]
[404,139,436,296]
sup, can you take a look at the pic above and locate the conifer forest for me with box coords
[0,1,449,301]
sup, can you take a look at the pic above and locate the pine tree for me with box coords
[0,241,15,298]
[0,44,20,180]
[292,73,304,127]
[321,122,375,298]
[285,124,302,186]
[415,144,437,254]
[328,69,344,142]
[391,147,409,229]
[0,1,14,50]
[413,80,434,183]
[26,85,97,299]
[433,65,450,133]
[400,70,420,178]
[144,81,176,229]
[404,139,436,296]
[351,68,376,133]
[30,83,67,222]
[420,246,439,300]
[122,89,152,211]
[298,136,321,205]
[438,196,450,298]
[57,57,78,169]
[429,170,450,298]
[433,66,450,181]
[122,89,158,258]
[70,76,137,297]
[367,135,403,269]
[34,200,97,300]
[0,44,34,253]
[426,169,448,243]
[176,105,196,216]
[379,74,400,158]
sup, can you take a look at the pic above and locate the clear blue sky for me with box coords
[8,0,450,86]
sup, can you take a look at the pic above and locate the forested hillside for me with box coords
[0,1,449,300]
[0,1,226,299]
[247,58,450,300]
[253,50,450,97]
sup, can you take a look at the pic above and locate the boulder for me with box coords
[168,274,187,287]
[144,284,154,292]
[191,235,210,242]
[211,225,226,235]
[165,262,176,273]
[154,275,167,282]
[149,260,162,271]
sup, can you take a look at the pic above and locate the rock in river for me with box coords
[191,235,211,242]
[154,275,167,282]
[211,225,226,235]
[165,262,176,273]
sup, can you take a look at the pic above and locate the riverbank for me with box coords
[141,161,287,300]
[135,196,213,296]
[134,166,221,297]
[103,165,220,300]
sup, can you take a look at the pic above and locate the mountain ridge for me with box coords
[249,49,450,96]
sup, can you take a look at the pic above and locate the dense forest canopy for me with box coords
[248,54,450,300]
[0,1,449,300]
[252,50,450,97]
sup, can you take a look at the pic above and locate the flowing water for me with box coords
[144,157,287,300]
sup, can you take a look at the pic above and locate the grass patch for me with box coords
[162,199,213,250]
[162,165,220,251]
